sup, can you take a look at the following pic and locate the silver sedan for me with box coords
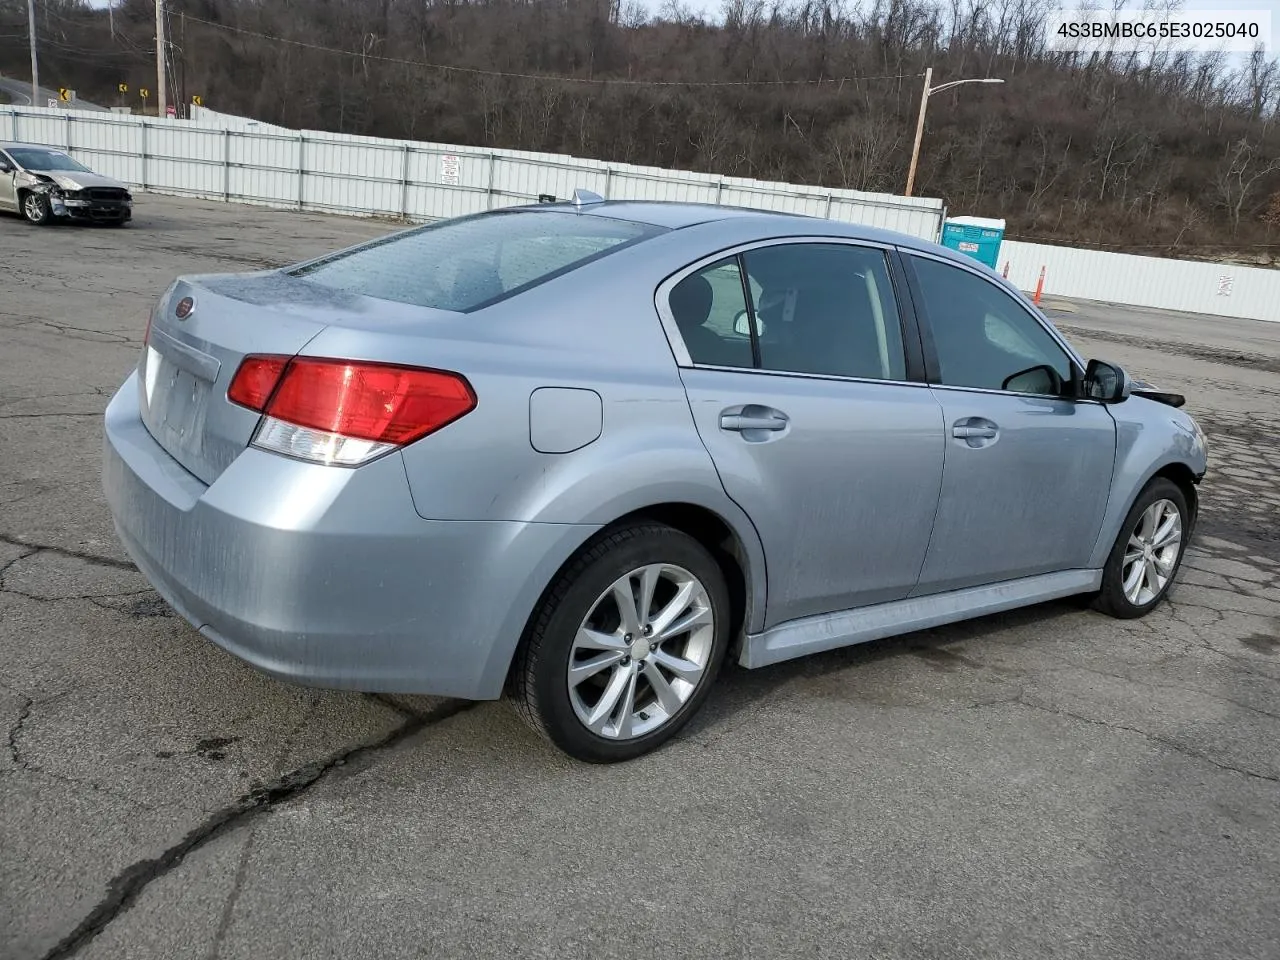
[0,141,133,225]
[102,193,1208,762]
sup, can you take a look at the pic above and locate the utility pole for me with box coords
[27,0,39,105]
[905,69,1005,197]
[905,68,931,199]
[155,0,168,117]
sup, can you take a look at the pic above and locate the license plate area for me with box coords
[140,338,219,464]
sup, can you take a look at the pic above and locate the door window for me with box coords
[669,243,908,381]
[667,257,755,369]
[909,256,1074,395]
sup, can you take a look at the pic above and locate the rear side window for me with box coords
[291,210,663,312]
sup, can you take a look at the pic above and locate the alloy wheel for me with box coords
[1121,498,1183,605]
[567,563,715,740]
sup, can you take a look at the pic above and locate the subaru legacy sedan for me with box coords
[102,194,1207,762]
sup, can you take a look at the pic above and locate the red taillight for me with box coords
[227,355,290,411]
[227,355,476,450]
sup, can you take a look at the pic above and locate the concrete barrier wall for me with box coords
[999,239,1279,324]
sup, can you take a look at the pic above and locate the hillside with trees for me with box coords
[2,0,1279,259]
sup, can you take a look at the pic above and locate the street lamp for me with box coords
[904,68,1005,197]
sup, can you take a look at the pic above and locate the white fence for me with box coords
[1000,238,1280,324]
[0,104,946,240]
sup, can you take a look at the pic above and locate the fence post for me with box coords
[297,134,305,211]
[65,113,71,151]
[140,121,148,190]
[603,166,613,199]
[400,143,410,219]
[824,193,834,220]
[715,179,723,205]
[487,153,497,210]
[10,108,17,140]
[222,129,230,202]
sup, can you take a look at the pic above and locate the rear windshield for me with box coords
[290,209,664,312]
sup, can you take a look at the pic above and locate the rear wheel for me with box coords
[22,192,51,225]
[510,523,730,762]
[1092,478,1189,618]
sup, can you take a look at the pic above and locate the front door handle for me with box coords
[952,416,1000,447]
[721,413,788,432]
[951,424,997,439]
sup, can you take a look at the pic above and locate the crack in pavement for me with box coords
[38,697,478,960]
[0,534,137,572]
[8,695,33,767]
[1004,696,1280,785]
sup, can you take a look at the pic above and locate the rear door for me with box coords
[663,240,945,629]
[901,251,1116,595]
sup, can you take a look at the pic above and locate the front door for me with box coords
[903,252,1117,594]
[667,241,945,629]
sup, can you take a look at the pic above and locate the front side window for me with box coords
[741,243,907,381]
[293,210,663,312]
[909,255,1074,395]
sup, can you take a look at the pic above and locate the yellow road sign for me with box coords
[139,88,150,99]
[191,95,204,106]
[118,83,128,93]
[58,87,71,101]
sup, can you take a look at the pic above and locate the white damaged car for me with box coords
[0,142,133,226]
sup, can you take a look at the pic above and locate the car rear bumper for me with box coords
[102,371,597,699]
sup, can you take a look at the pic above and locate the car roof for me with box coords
[0,142,63,151]
[508,197,954,259]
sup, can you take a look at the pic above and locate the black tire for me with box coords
[21,192,52,225]
[510,523,731,763]
[1091,477,1189,619]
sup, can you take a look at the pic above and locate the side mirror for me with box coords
[1002,363,1064,396]
[0,161,12,174]
[732,310,753,337]
[1083,359,1131,403]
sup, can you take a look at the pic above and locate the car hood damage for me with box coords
[19,169,129,191]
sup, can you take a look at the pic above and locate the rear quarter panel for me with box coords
[299,221,780,631]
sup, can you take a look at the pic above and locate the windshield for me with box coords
[8,148,92,172]
[291,209,665,312]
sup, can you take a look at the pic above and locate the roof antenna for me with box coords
[572,188,605,207]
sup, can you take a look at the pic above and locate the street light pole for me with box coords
[904,70,1005,197]
[155,0,168,117]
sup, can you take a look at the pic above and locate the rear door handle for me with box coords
[721,413,788,432]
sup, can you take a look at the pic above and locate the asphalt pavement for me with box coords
[2,195,1278,960]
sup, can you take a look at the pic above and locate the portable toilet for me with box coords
[940,216,1005,269]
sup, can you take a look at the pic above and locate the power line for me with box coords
[181,14,921,88]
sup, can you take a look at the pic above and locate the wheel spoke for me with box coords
[1123,549,1144,567]
[612,580,643,638]
[586,666,632,732]
[1122,559,1145,600]
[651,648,704,684]
[569,651,625,686]
[613,668,639,740]
[636,565,662,626]
[657,604,713,642]
[574,627,627,653]
[1127,534,1145,552]
[643,660,684,714]
[1152,516,1181,549]
[1145,557,1161,594]
[1153,552,1176,575]
[649,580,696,637]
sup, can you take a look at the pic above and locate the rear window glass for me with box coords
[290,210,664,312]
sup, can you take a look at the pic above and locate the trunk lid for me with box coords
[138,272,367,484]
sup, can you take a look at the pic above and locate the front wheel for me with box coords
[22,192,52,225]
[510,523,731,762]
[1092,478,1189,618]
